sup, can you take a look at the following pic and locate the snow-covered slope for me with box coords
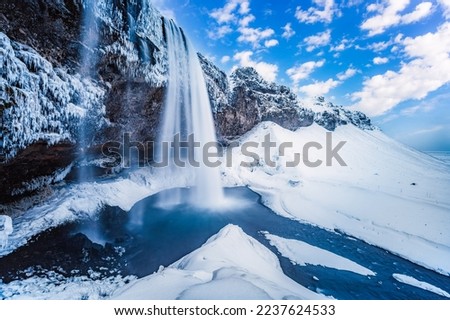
[113,225,326,300]
[221,122,450,275]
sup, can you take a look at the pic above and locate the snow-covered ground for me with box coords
[113,225,327,300]
[427,151,450,165]
[1,121,449,299]
[222,122,450,276]
[265,233,375,276]
[0,273,135,300]
[393,274,450,298]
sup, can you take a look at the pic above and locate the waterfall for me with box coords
[158,18,224,208]
[80,0,99,78]
[77,0,99,181]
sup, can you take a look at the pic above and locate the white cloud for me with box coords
[361,0,433,36]
[304,29,331,52]
[337,67,358,81]
[438,0,450,18]
[207,25,233,40]
[409,125,444,136]
[295,0,337,24]
[209,0,275,48]
[152,0,177,20]
[239,1,250,14]
[264,39,279,48]
[401,2,433,24]
[282,23,296,39]
[233,51,279,82]
[221,55,231,63]
[331,38,352,52]
[367,40,391,52]
[237,26,275,47]
[210,0,251,24]
[331,43,345,51]
[299,78,340,97]
[286,60,325,84]
[367,3,384,12]
[239,14,255,27]
[210,1,238,24]
[352,22,450,116]
[373,56,389,64]
[344,0,364,7]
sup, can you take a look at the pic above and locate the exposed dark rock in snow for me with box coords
[0,141,76,203]
[0,0,83,68]
[313,98,375,131]
[198,53,229,114]
[196,59,374,141]
[215,67,315,140]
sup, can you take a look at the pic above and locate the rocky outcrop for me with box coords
[197,53,229,113]
[203,65,373,141]
[0,141,75,203]
[312,97,374,131]
[1,0,169,199]
[215,67,314,140]
[0,0,83,69]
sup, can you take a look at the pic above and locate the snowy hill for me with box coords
[221,122,450,275]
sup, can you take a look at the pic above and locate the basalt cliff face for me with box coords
[0,0,374,202]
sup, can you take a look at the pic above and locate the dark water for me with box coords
[1,187,449,299]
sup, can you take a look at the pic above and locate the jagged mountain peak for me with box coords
[197,55,375,136]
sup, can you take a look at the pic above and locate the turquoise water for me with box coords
[1,187,449,299]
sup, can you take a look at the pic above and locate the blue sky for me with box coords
[152,0,450,151]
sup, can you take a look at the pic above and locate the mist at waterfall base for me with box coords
[156,18,224,209]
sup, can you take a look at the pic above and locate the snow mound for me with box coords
[113,225,327,300]
[265,233,375,276]
[393,274,450,298]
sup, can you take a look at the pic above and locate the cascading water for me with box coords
[77,0,99,181]
[80,0,99,78]
[157,18,224,208]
